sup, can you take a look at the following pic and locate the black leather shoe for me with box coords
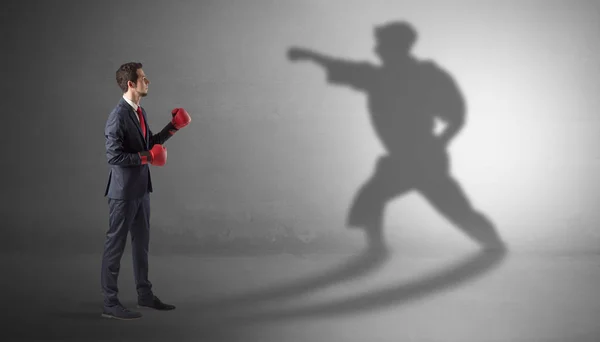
[101,304,143,320]
[137,295,176,311]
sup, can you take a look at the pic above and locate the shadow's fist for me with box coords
[287,47,310,61]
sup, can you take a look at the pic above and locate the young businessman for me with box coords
[101,62,191,320]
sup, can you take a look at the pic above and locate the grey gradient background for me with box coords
[2,0,600,341]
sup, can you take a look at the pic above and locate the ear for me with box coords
[127,80,135,89]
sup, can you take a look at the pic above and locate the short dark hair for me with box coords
[116,62,143,93]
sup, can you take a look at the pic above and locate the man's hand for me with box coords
[171,108,191,130]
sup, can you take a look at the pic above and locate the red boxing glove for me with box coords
[149,144,167,166]
[139,144,167,166]
[171,108,191,130]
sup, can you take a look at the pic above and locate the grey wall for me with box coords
[3,0,600,255]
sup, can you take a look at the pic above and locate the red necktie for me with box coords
[136,106,146,138]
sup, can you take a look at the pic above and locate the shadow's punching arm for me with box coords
[287,47,373,91]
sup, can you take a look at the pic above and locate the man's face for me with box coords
[130,68,150,97]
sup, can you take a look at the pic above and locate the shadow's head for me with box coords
[374,21,417,64]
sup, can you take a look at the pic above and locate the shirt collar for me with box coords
[122,95,139,112]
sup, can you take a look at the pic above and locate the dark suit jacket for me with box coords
[104,97,174,200]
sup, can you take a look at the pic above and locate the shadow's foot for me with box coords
[455,211,508,254]
[362,229,389,255]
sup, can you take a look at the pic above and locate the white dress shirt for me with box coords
[123,96,141,123]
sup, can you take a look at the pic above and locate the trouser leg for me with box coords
[130,193,153,300]
[101,197,137,307]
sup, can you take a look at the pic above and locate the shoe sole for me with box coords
[100,313,142,320]
[137,305,175,311]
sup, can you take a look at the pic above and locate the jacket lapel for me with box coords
[120,98,147,144]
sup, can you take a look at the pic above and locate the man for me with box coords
[288,21,506,252]
[101,62,191,320]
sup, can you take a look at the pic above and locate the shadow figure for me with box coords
[288,21,506,252]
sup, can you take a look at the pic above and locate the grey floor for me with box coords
[2,244,599,342]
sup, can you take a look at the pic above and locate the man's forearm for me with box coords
[106,148,143,166]
[105,132,144,165]
[150,122,178,146]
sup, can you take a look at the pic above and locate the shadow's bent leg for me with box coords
[347,156,413,251]
[419,173,506,251]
